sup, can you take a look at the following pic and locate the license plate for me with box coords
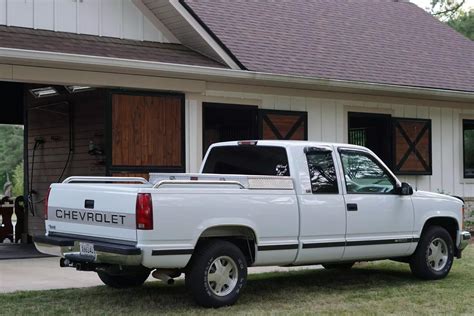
[79,242,96,259]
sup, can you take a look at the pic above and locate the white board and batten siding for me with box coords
[0,0,173,42]
[195,90,474,198]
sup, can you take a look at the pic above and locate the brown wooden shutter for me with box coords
[259,110,307,140]
[392,118,432,175]
[108,92,185,174]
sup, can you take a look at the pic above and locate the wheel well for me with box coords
[196,226,257,265]
[421,217,458,245]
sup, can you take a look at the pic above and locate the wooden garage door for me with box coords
[259,110,307,140]
[392,118,432,175]
[109,93,185,175]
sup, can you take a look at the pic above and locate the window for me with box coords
[202,146,290,176]
[306,150,338,194]
[463,120,474,178]
[340,150,396,194]
[348,112,432,175]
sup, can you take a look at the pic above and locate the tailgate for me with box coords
[46,183,143,242]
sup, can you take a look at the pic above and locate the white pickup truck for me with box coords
[35,140,471,307]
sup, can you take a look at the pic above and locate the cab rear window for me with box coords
[202,146,290,176]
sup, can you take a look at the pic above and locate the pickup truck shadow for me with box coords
[109,264,422,311]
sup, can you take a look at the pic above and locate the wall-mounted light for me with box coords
[29,87,59,98]
[65,85,94,93]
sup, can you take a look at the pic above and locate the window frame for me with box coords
[338,148,398,195]
[305,147,340,194]
[463,119,474,179]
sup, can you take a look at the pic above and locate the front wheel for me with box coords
[186,240,247,308]
[409,226,454,280]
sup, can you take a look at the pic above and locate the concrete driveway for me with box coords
[0,257,321,293]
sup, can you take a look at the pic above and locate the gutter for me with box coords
[0,47,473,101]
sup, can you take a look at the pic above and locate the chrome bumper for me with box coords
[459,231,471,251]
[34,234,142,266]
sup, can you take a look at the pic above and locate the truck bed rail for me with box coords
[62,176,149,184]
[153,180,245,189]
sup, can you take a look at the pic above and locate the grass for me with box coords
[1,247,473,315]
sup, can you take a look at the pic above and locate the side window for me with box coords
[340,150,396,194]
[306,151,338,194]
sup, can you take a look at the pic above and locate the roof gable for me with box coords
[183,0,474,92]
[141,0,241,69]
[0,25,226,68]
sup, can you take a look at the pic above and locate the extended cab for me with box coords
[35,141,471,307]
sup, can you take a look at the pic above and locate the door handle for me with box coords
[347,203,358,211]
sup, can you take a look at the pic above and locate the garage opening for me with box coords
[348,112,393,168]
[0,82,25,244]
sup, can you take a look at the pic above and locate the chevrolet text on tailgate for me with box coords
[35,140,471,307]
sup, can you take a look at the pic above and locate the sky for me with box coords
[410,0,474,11]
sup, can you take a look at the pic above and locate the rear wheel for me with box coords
[409,226,454,280]
[322,262,355,270]
[97,267,150,288]
[186,240,247,307]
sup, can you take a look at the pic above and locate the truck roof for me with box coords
[210,140,370,152]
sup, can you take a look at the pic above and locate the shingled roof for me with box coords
[0,25,226,69]
[183,0,474,92]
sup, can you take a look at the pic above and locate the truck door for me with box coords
[294,147,346,264]
[338,149,415,260]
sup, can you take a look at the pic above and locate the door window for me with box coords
[306,150,338,194]
[340,150,396,194]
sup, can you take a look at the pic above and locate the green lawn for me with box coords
[1,247,473,315]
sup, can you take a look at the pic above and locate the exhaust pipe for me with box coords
[152,269,180,285]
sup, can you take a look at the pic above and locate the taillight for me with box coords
[461,205,465,230]
[44,187,51,220]
[136,193,153,230]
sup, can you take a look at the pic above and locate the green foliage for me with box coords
[12,161,24,197]
[430,0,474,40]
[447,10,474,40]
[0,125,23,191]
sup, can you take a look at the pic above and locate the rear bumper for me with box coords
[34,234,142,266]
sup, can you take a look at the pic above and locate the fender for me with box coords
[415,212,461,237]
[192,217,259,247]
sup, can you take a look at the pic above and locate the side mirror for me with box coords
[397,182,413,195]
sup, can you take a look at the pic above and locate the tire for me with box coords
[186,240,247,308]
[409,226,454,280]
[97,267,150,288]
[322,262,355,270]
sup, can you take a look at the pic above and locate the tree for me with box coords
[447,10,474,40]
[430,0,474,40]
[431,0,466,20]
[0,125,23,191]
[12,161,23,197]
